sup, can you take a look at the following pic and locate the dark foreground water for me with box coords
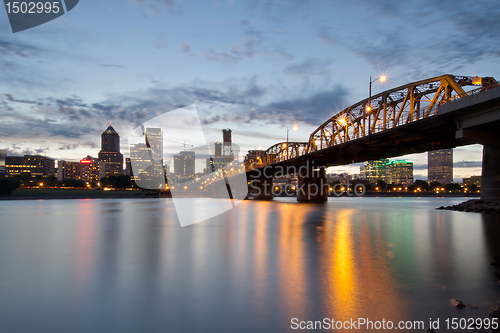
[1,197,500,332]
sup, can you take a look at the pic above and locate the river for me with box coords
[1,197,499,332]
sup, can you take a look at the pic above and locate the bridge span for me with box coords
[246,75,500,202]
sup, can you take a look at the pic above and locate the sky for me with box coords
[0,0,499,181]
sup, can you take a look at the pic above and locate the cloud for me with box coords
[403,160,483,170]
[0,75,350,152]
[454,160,482,168]
[204,21,293,63]
[412,163,427,170]
[0,39,43,59]
[284,58,332,77]
[181,42,191,54]
[99,64,124,68]
[5,94,41,105]
[317,0,500,76]
[58,141,98,151]
[268,85,350,124]
[130,0,182,16]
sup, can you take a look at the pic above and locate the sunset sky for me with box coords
[1,0,499,181]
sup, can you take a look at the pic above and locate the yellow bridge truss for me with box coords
[248,75,498,170]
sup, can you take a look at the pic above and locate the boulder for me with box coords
[489,306,500,318]
[450,298,466,308]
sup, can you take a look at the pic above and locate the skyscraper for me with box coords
[174,151,195,179]
[385,160,413,185]
[365,159,389,183]
[145,127,163,180]
[130,143,151,181]
[205,129,235,174]
[80,156,100,184]
[428,149,453,184]
[98,124,123,178]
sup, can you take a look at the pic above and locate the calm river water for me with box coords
[1,197,500,332]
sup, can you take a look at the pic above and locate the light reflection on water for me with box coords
[0,197,500,332]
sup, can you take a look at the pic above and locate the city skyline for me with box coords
[0,129,483,184]
[1,1,497,181]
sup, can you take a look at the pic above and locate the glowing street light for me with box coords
[337,117,347,141]
[286,125,297,143]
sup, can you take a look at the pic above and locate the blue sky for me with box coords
[1,0,499,181]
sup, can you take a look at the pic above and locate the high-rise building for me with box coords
[222,128,232,156]
[98,124,123,178]
[204,129,235,174]
[57,160,82,181]
[174,151,195,179]
[124,158,132,177]
[130,143,151,181]
[145,127,163,180]
[0,149,5,174]
[385,160,413,185]
[365,159,389,183]
[428,149,453,184]
[5,155,56,177]
[80,156,100,184]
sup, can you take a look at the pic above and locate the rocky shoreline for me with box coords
[437,199,500,214]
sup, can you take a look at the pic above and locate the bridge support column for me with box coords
[481,145,500,202]
[297,167,328,202]
[251,175,274,200]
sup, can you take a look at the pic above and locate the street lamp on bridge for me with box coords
[337,116,347,142]
[286,125,297,144]
[286,125,297,159]
[367,75,387,135]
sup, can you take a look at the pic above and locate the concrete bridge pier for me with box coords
[456,129,500,202]
[251,175,274,200]
[481,144,500,202]
[297,167,328,202]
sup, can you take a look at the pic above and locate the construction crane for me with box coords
[164,139,194,151]
[139,125,193,151]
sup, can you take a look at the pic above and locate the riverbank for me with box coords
[0,188,168,200]
[437,199,500,214]
[360,192,480,198]
[1,188,479,200]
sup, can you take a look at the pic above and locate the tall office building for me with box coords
[5,155,56,177]
[222,128,233,157]
[145,127,163,180]
[98,124,123,177]
[205,129,235,174]
[174,151,195,179]
[365,159,389,183]
[58,160,82,181]
[0,149,5,174]
[124,158,132,177]
[130,143,151,181]
[428,149,453,184]
[386,160,413,185]
[80,156,100,184]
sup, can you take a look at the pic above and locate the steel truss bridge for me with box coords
[246,74,499,172]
